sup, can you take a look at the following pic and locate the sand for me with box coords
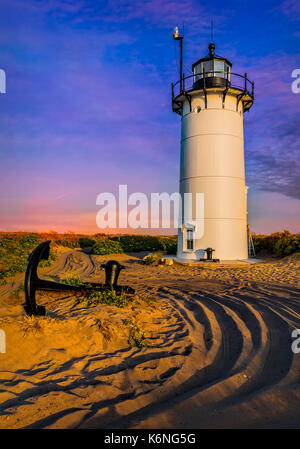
[0,249,299,429]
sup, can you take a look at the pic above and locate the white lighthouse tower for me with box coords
[172,30,254,261]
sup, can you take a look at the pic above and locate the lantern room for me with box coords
[171,40,254,115]
[192,43,232,89]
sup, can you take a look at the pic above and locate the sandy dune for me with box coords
[0,249,299,429]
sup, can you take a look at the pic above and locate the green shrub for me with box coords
[11,283,25,296]
[78,237,96,248]
[61,275,132,307]
[115,235,161,252]
[92,239,124,255]
[143,251,163,266]
[53,234,79,248]
[166,241,177,254]
[253,238,264,254]
[61,274,91,286]
[273,233,299,257]
[158,236,177,252]
[111,235,177,253]
[19,233,40,249]
[78,289,133,308]
[123,319,148,348]
[0,233,41,282]
[252,231,300,257]
[0,232,59,284]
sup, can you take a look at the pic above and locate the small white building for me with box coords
[172,39,254,261]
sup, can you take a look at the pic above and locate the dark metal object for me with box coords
[174,33,184,96]
[193,76,228,90]
[171,41,254,114]
[171,42,253,114]
[172,71,254,115]
[222,67,230,108]
[101,260,125,288]
[203,68,207,109]
[179,36,183,92]
[24,241,49,316]
[208,42,215,57]
[24,240,134,316]
[199,247,220,263]
[205,248,215,260]
[192,43,232,73]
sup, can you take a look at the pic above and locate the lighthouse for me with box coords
[172,29,254,261]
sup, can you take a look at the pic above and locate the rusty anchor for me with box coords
[24,240,134,316]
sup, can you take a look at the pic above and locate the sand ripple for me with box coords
[0,250,299,428]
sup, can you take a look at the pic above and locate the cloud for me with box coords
[280,0,300,20]
[246,152,300,200]
[248,191,300,234]
[240,52,300,200]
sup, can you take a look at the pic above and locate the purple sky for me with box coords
[0,0,299,234]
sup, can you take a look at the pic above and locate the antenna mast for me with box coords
[173,26,184,92]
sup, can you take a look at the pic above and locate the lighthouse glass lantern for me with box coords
[171,39,254,261]
[193,43,232,86]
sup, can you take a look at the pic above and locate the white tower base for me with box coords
[177,89,251,261]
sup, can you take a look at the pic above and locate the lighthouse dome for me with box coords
[192,42,232,89]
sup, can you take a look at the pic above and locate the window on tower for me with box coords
[203,60,213,77]
[193,63,202,82]
[193,59,231,83]
[186,229,194,250]
[224,62,231,81]
[214,60,224,76]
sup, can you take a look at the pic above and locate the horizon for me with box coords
[0,229,297,237]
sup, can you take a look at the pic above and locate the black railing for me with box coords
[172,71,254,100]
